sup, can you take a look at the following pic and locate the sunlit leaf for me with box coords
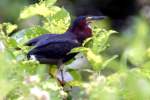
[86,49,103,70]
[43,8,71,33]
[0,23,17,36]
[20,1,59,19]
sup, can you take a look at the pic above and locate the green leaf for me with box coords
[70,47,88,54]
[71,47,103,70]
[19,0,70,33]
[43,8,71,33]
[0,51,18,98]
[12,26,49,45]
[91,28,116,54]
[68,69,82,81]
[7,37,18,48]
[19,1,60,19]
[102,55,118,69]
[44,0,57,6]
[0,23,17,36]
[124,17,149,66]
[86,49,103,70]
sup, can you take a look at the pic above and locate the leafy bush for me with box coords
[0,0,150,100]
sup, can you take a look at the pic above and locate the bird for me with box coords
[25,16,106,84]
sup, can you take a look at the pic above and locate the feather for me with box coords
[28,38,80,63]
[25,34,57,46]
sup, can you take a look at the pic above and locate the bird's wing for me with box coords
[25,34,57,46]
[34,34,72,48]
[29,39,80,59]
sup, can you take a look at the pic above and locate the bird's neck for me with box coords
[67,25,92,43]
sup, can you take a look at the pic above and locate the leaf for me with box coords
[19,1,60,19]
[4,23,17,35]
[68,80,82,87]
[43,8,71,33]
[69,47,88,54]
[44,0,57,6]
[0,23,17,36]
[91,28,116,54]
[102,55,118,69]
[0,51,18,97]
[70,47,103,70]
[7,37,18,48]
[12,26,49,45]
[86,49,103,70]
[125,17,149,66]
[49,65,58,77]
[82,37,92,46]
[68,69,82,81]
[19,1,70,33]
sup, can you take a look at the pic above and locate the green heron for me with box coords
[26,16,106,84]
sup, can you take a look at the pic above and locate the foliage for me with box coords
[0,0,150,100]
[0,0,28,22]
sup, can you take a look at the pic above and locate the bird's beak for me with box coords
[86,16,106,21]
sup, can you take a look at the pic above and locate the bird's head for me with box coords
[68,16,106,42]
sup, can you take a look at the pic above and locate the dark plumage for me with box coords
[26,33,79,64]
[26,16,105,65]
[25,16,105,84]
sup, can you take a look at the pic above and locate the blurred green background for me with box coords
[0,0,150,100]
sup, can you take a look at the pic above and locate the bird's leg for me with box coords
[60,66,64,85]
[57,60,65,86]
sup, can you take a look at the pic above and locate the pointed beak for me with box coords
[86,16,106,21]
